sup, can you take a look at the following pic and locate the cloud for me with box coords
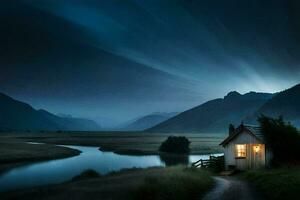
[2,0,300,122]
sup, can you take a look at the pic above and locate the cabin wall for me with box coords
[224,131,265,170]
[250,144,265,169]
[224,142,236,167]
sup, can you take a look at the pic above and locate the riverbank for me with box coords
[0,166,214,200]
[0,139,80,174]
[240,167,300,200]
[1,132,224,155]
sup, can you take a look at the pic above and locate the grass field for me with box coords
[0,166,214,200]
[241,167,300,200]
[0,138,80,173]
[1,131,224,155]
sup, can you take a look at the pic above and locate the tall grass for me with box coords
[241,168,300,200]
[133,166,213,200]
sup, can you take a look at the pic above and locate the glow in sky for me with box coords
[1,0,300,124]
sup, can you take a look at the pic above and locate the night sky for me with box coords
[1,0,300,125]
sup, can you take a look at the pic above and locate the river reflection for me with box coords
[0,144,223,192]
[159,154,189,166]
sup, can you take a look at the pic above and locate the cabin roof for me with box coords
[220,124,264,146]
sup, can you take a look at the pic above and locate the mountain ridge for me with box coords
[121,112,178,131]
[0,93,101,131]
[252,83,300,127]
[147,91,275,133]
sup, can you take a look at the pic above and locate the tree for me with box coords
[159,154,189,166]
[159,136,190,154]
[258,115,300,166]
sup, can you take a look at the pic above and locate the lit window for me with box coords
[236,144,246,158]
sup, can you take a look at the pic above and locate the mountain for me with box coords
[121,112,178,131]
[37,110,101,131]
[0,1,202,121]
[92,117,122,130]
[147,92,274,133]
[253,84,300,127]
[0,93,101,131]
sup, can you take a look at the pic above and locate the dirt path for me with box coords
[202,176,263,200]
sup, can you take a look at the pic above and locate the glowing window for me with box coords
[236,144,246,158]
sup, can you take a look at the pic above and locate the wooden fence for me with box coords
[192,155,224,171]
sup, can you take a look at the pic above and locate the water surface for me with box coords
[0,144,223,192]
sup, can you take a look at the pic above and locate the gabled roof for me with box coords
[245,125,264,141]
[220,124,264,146]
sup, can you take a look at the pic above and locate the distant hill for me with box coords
[0,93,101,131]
[252,84,300,127]
[121,112,178,131]
[38,110,101,131]
[93,116,122,130]
[147,92,274,133]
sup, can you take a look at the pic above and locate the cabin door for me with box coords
[251,144,263,169]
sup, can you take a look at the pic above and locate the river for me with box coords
[0,144,223,192]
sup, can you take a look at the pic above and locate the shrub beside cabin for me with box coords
[220,124,272,170]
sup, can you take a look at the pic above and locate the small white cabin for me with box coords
[220,124,272,170]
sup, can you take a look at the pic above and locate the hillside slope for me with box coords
[0,93,100,131]
[147,92,274,133]
[122,112,178,131]
[253,84,300,127]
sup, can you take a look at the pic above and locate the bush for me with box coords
[258,115,300,166]
[159,154,189,166]
[72,169,101,181]
[159,136,190,154]
[241,168,300,200]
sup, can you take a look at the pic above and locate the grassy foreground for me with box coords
[1,132,224,155]
[133,167,213,200]
[0,166,213,200]
[241,167,300,200]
